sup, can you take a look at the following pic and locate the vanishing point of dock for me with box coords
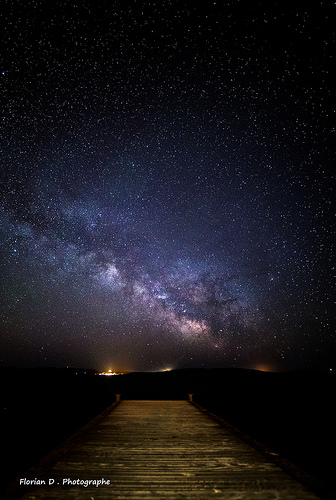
[9,399,321,499]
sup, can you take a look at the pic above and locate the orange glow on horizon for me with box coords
[254,364,274,372]
[98,370,116,376]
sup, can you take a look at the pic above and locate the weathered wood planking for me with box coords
[13,400,320,499]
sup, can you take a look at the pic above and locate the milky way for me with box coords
[0,1,335,371]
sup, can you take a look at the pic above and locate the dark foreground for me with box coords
[1,367,334,498]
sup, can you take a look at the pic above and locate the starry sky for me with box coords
[0,0,335,372]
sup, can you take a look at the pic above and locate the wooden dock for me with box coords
[9,400,321,499]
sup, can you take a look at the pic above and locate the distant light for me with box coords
[254,364,274,372]
[97,369,126,376]
[98,370,116,376]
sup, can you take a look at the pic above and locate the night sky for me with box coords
[1,1,335,372]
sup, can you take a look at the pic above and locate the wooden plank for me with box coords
[9,401,321,499]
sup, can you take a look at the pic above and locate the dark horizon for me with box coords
[1,363,334,376]
[1,1,335,373]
